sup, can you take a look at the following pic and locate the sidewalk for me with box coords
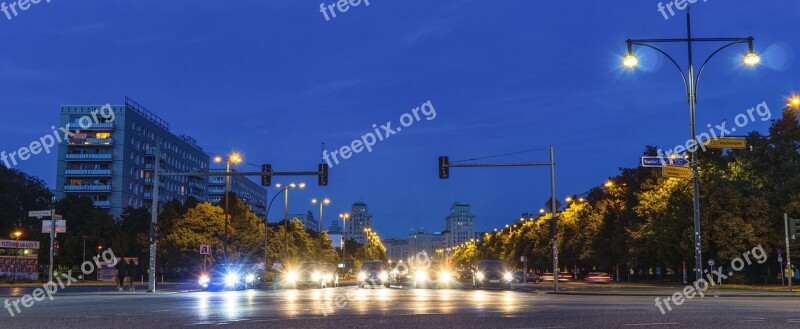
[0,282,197,298]
[520,281,800,298]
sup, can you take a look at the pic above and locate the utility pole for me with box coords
[148,138,160,293]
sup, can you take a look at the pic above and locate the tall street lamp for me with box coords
[311,198,331,234]
[214,152,243,264]
[622,8,759,281]
[339,212,350,265]
[263,184,292,281]
[82,235,88,281]
[12,231,22,283]
[277,182,305,261]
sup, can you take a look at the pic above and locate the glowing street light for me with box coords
[214,152,244,263]
[788,94,800,108]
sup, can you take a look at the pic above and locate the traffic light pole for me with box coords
[438,145,559,291]
[148,138,160,293]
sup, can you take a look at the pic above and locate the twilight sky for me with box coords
[0,1,797,239]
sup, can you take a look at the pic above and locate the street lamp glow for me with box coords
[539,209,545,214]
[230,153,243,164]
[565,197,573,203]
[622,54,639,68]
[213,156,223,163]
[788,94,800,108]
[742,52,761,66]
[605,181,614,188]
[13,231,22,239]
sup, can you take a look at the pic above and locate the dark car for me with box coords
[199,264,260,291]
[358,260,389,288]
[514,271,542,283]
[472,260,513,290]
[320,263,339,288]
[284,262,326,288]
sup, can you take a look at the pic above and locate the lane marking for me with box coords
[622,323,679,326]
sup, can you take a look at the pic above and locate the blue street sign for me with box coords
[641,156,689,167]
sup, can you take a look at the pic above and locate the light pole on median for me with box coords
[263,185,291,282]
[311,198,331,254]
[277,182,305,261]
[339,212,350,266]
[12,231,22,283]
[622,8,759,282]
[214,153,243,265]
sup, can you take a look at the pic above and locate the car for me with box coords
[456,269,473,282]
[526,272,542,283]
[541,272,573,282]
[284,262,327,288]
[358,260,390,288]
[320,263,340,288]
[431,265,457,288]
[584,272,613,283]
[472,260,513,290]
[199,264,260,291]
[388,261,416,287]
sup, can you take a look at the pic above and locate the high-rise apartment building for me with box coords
[55,98,209,219]
[207,169,267,220]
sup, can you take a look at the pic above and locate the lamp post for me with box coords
[12,231,22,283]
[622,8,759,282]
[277,182,305,261]
[263,185,292,281]
[311,198,331,251]
[214,153,243,264]
[339,212,350,265]
[81,235,88,281]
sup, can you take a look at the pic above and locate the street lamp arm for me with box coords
[266,187,290,222]
[631,42,689,96]
[694,40,749,98]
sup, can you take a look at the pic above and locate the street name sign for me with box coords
[641,156,689,168]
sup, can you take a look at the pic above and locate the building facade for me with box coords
[384,238,410,261]
[288,211,319,232]
[55,98,209,219]
[346,202,372,245]
[208,169,267,220]
[408,228,439,258]
[444,202,476,249]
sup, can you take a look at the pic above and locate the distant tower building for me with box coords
[445,202,476,249]
[288,211,319,232]
[347,202,372,245]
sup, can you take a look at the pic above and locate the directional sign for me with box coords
[544,197,562,212]
[200,245,211,255]
[662,165,693,179]
[704,137,747,150]
[28,210,53,218]
[641,156,689,168]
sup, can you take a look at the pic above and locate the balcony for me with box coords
[64,184,111,192]
[70,122,114,130]
[93,200,111,208]
[69,138,114,146]
[208,188,226,194]
[65,169,112,177]
[144,178,153,184]
[188,181,204,189]
[65,153,112,161]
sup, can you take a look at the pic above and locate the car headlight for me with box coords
[439,271,451,282]
[312,272,322,281]
[414,271,428,282]
[476,272,484,281]
[504,272,513,281]
[225,274,240,286]
[245,274,256,284]
[199,275,210,285]
[286,271,299,283]
[357,272,367,281]
[379,271,389,281]
[324,274,333,281]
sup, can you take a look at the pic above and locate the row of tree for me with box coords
[453,107,800,283]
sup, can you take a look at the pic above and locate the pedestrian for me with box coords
[115,259,126,291]
[128,259,139,291]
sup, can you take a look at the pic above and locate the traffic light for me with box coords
[153,223,161,240]
[438,156,449,179]
[53,241,60,256]
[261,164,272,186]
[318,163,329,186]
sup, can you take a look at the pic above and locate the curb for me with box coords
[546,291,800,298]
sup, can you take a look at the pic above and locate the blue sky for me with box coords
[0,1,797,239]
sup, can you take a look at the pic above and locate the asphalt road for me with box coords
[2,284,800,328]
